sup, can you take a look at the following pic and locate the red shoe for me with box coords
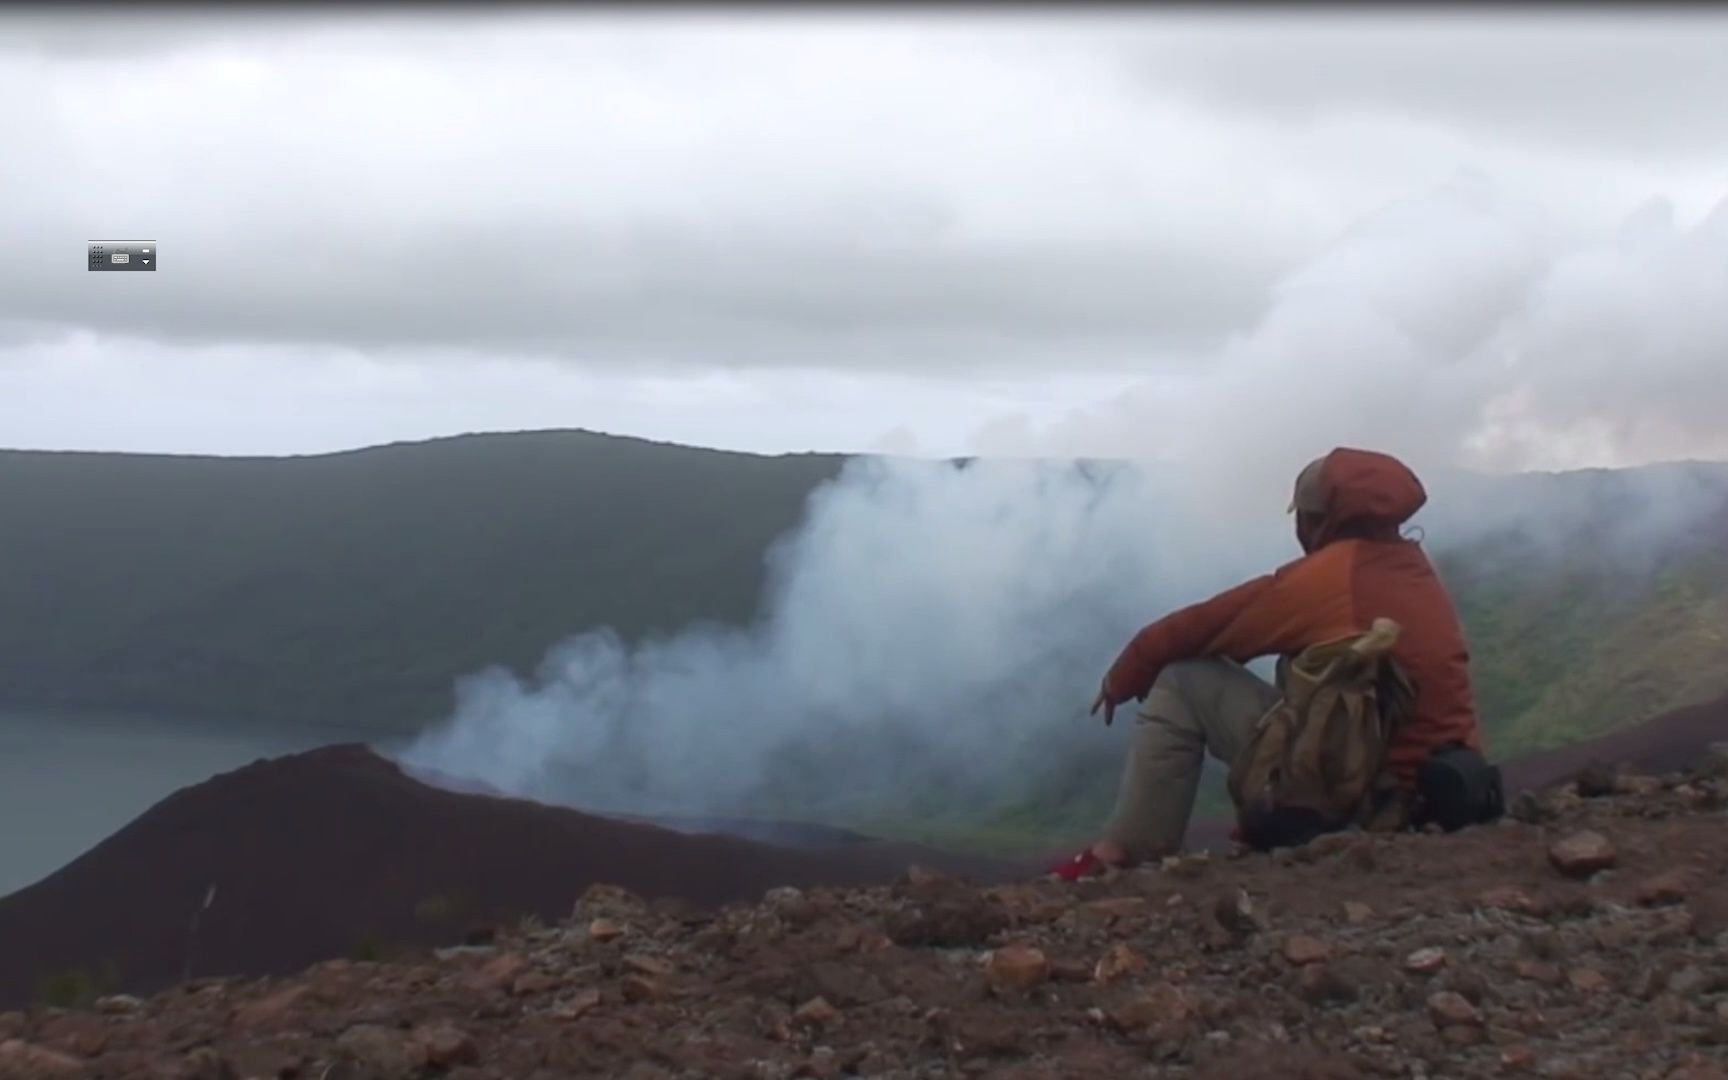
[1047,848,1112,882]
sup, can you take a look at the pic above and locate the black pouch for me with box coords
[1236,800,1337,852]
[1415,743,1504,831]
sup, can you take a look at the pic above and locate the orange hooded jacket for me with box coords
[1102,448,1483,788]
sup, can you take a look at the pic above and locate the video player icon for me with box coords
[87,241,157,272]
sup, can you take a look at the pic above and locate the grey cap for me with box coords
[1287,456,1328,515]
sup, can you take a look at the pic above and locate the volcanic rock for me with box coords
[586,917,627,943]
[414,1023,478,1068]
[1404,947,1447,975]
[1547,830,1617,877]
[336,1024,419,1074]
[6,724,1728,1078]
[1093,942,1147,984]
[793,996,841,1028]
[233,985,310,1030]
[621,974,668,1003]
[468,952,528,993]
[1283,934,1332,965]
[1426,991,1482,1028]
[0,1040,83,1077]
[984,944,1049,992]
[1635,869,1692,906]
[1296,962,1359,1005]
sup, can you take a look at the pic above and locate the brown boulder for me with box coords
[806,961,887,1007]
[1107,982,1199,1036]
[468,952,529,993]
[794,996,841,1028]
[1297,962,1359,1005]
[1547,830,1617,878]
[550,987,602,1020]
[233,985,311,1030]
[511,970,561,997]
[414,1022,480,1068]
[37,1013,108,1057]
[1513,959,1560,985]
[0,1040,85,1078]
[1093,942,1148,984]
[621,975,668,1003]
[1283,935,1332,966]
[1427,991,1482,1028]
[984,884,1067,925]
[1499,1045,1537,1071]
[984,944,1049,992]
[337,1024,421,1074]
[178,1047,238,1080]
[1635,870,1692,907]
[1404,947,1447,975]
[1210,888,1261,938]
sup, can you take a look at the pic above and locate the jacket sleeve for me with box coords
[1102,548,1355,702]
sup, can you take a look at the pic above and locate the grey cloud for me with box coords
[4,221,1280,370]
[2,8,1723,384]
[0,13,1301,371]
[1119,14,1728,161]
[2,7,435,56]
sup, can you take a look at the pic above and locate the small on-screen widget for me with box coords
[88,241,157,271]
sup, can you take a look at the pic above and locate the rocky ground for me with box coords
[5,759,1728,1080]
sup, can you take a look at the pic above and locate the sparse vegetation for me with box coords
[33,960,118,1009]
[348,934,411,964]
[413,892,472,929]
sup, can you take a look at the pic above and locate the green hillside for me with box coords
[915,496,1728,856]
[0,431,843,731]
[1439,515,1728,759]
[2,432,1725,853]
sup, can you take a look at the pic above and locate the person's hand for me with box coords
[1090,684,1118,727]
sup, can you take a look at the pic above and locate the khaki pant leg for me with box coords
[1101,658,1281,861]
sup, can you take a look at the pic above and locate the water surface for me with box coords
[0,710,388,898]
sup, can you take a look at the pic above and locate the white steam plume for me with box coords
[399,176,1728,825]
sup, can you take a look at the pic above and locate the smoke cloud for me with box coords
[399,176,1728,828]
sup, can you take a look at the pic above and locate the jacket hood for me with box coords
[1303,448,1427,542]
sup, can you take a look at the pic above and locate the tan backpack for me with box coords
[1226,617,1416,849]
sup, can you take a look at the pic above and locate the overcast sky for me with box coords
[2,8,1726,465]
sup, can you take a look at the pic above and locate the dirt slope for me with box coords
[4,755,1728,1078]
[0,746,1019,1010]
[1501,691,1728,794]
[5,690,1724,1015]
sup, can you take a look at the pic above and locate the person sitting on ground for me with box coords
[1053,447,1484,880]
